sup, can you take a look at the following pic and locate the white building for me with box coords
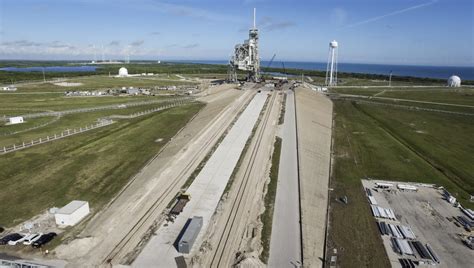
[447,75,461,87]
[1,85,17,91]
[118,67,129,77]
[8,116,24,125]
[55,200,90,226]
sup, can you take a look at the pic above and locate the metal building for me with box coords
[178,216,203,254]
[228,8,260,82]
[55,200,90,226]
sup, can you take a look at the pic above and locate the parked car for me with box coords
[0,233,23,245]
[7,233,27,245]
[23,233,42,245]
[32,232,57,248]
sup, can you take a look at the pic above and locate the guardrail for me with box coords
[1,97,192,121]
[1,119,115,155]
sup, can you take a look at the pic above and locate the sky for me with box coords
[0,0,473,66]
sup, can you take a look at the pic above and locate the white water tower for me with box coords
[325,40,338,86]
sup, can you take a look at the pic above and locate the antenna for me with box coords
[253,8,256,29]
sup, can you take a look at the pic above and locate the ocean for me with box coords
[1,61,472,80]
[0,66,97,72]
[170,60,474,80]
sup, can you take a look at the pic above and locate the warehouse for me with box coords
[55,200,90,226]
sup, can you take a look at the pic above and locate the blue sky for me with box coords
[0,0,472,66]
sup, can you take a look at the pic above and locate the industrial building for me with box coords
[228,8,260,82]
[54,200,90,226]
[177,216,203,254]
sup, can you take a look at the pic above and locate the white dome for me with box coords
[447,75,461,87]
[330,40,338,48]
[118,67,128,77]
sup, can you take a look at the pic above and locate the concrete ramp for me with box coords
[295,87,333,267]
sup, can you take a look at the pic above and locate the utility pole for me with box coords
[42,68,46,83]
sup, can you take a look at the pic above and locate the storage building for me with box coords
[8,116,24,125]
[178,216,203,254]
[55,200,90,226]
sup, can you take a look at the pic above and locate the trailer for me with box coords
[375,182,393,189]
[397,184,418,192]
[177,216,203,254]
[368,196,377,205]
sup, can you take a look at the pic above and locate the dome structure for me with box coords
[447,75,461,87]
[118,67,128,77]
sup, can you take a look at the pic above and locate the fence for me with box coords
[0,100,191,155]
[107,100,189,119]
[1,119,115,154]
[1,97,193,121]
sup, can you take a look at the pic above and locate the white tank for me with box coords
[447,75,461,87]
[330,40,338,48]
[118,67,128,77]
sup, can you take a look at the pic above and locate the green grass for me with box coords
[332,87,474,106]
[260,137,282,264]
[357,104,474,206]
[12,75,197,92]
[0,93,170,112]
[0,102,204,228]
[0,103,187,147]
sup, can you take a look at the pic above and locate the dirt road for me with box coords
[54,84,254,266]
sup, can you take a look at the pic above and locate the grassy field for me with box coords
[327,98,473,267]
[0,102,204,228]
[0,93,171,113]
[332,87,474,105]
[11,75,197,92]
[0,103,186,147]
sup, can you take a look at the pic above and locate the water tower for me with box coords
[325,40,338,86]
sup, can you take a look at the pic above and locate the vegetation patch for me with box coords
[0,103,204,227]
[260,136,282,264]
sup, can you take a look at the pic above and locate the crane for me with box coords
[266,53,276,69]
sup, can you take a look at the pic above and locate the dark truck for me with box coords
[170,193,191,216]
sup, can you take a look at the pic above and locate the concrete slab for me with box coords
[295,87,333,267]
[132,92,268,267]
[269,90,302,267]
[362,180,474,268]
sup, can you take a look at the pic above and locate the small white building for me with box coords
[55,200,90,226]
[1,85,17,91]
[8,116,24,125]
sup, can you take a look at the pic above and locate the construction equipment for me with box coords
[170,193,191,215]
[266,54,276,69]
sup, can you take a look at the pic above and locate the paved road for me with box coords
[132,92,267,267]
[269,90,302,267]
